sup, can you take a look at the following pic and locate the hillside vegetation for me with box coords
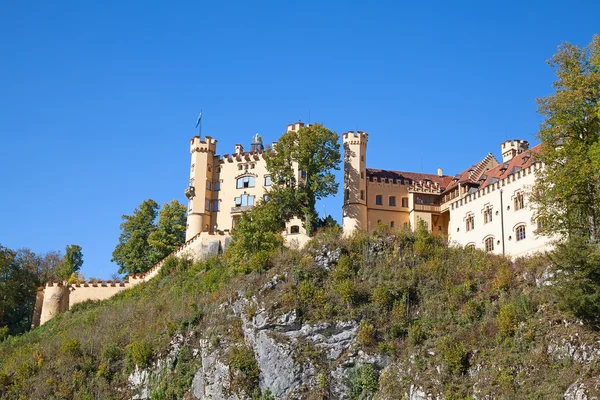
[1,226,599,399]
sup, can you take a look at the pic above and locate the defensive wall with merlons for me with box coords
[31,232,230,328]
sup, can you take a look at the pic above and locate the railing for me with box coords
[413,203,440,213]
[231,206,253,214]
[408,186,442,194]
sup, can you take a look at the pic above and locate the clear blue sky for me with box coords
[0,1,597,279]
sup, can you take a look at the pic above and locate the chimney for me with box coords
[235,144,244,155]
[437,168,443,177]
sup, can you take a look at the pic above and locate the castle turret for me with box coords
[39,282,69,326]
[501,139,529,163]
[250,133,264,152]
[185,135,218,241]
[342,131,368,235]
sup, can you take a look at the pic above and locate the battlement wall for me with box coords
[33,232,211,328]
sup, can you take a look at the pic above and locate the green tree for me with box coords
[55,244,83,281]
[112,199,159,274]
[226,197,285,273]
[15,248,62,283]
[531,35,600,242]
[148,200,187,261]
[0,246,38,335]
[530,35,600,324]
[266,123,341,233]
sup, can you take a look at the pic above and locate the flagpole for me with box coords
[199,109,203,138]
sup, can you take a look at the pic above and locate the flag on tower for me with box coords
[195,110,203,128]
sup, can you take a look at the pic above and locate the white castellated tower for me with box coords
[342,130,368,235]
[501,139,529,162]
[185,135,218,241]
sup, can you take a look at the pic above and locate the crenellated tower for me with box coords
[501,139,529,163]
[342,131,368,235]
[185,135,218,241]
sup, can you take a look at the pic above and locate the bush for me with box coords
[0,327,8,342]
[228,345,259,396]
[437,337,469,375]
[347,364,379,400]
[336,279,356,305]
[497,303,518,337]
[357,322,375,347]
[371,286,392,311]
[125,340,152,370]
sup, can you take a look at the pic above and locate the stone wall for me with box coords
[32,232,228,328]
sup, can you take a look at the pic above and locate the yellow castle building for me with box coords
[33,120,551,328]
[342,130,551,256]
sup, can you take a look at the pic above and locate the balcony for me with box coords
[231,206,253,214]
[413,203,440,213]
[184,186,196,199]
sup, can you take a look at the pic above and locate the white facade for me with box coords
[448,161,552,257]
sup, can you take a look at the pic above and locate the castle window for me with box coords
[360,190,365,200]
[361,155,364,162]
[389,196,396,206]
[264,176,272,186]
[401,197,408,207]
[250,163,255,169]
[390,221,395,228]
[483,206,492,224]
[537,217,545,230]
[191,164,195,172]
[188,200,193,211]
[376,195,383,205]
[212,200,219,212]
[485,237,494,252]
[245,164,249,170]
[467,243,476,250]
[214,181,220,191]
[237,176,255,189]
[345,189,350,202]
[206,181,212,190]
[208,165,212,172]
[361,172,364,179]
[514,192,524,211]
[516,225,526,241]
[465,214,475,232]
[238,164,243,170]
[205,199,210,211]
[263,194,270,203]
[234,194,255,207]
[290,225,300,234]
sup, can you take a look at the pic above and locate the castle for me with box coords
[342,131,551,256]
[32,121,550,328]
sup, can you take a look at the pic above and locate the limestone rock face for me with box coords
[126,273,598,400]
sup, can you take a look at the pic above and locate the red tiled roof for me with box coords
[441,153,499,194]
[478,144,541,189]
[366,169,454,189]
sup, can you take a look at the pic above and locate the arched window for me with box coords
[236,176,255,189]
[516,225,526,241]
[483,206,493,224]
[467,243,476,250]
[484,237,494,252]
[465,214,475,231]
[514,192,525,211]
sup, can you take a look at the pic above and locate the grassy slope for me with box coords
[1,227,599,399]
